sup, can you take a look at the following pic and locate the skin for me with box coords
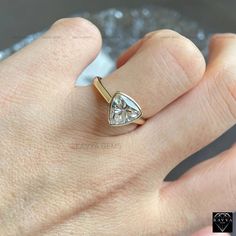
[0,17,235,236]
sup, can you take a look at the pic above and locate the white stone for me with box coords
[109,93,142,126]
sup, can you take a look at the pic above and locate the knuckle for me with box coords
[52,17,101,40]
[204,65,236,122]
[210,33,236,44]
[144,29,181,44]
[221,66,236,93]
[143,29,205,85]
[211,65,236,120]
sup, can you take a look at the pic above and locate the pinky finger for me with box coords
[160,144,236,234]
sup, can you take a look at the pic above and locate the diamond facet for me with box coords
[109,92,142,126]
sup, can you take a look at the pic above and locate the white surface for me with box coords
[76,50,115,86]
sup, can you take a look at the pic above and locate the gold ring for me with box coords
[93,76,145,127]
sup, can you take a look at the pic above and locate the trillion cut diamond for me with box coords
[109,92,142,126]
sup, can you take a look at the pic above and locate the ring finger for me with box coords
[72,30,206,136]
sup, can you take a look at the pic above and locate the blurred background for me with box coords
[0,0,236,234]
[1,0,236,49]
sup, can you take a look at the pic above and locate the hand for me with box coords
[0,17,235,236]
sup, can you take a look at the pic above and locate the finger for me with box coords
[208,33,236,65]
[136,33,236,180]
[0,17,102,89]
[74,30,205,136]
[192,226,230,236]
[116,38,144,68]
[160,144,236,234]
[116,31,156,68]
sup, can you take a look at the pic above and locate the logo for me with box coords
[212,212,233,233]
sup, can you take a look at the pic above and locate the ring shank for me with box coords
[93,77,112,103]
[133,118,145,125]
